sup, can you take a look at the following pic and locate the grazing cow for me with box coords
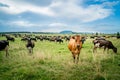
[0,40,9,57]
[6,36,15,42]
[26,38,35,54]
[56,38,63,44]
[68,35,83,63]
[21,37,28,41]
[90,36,95,39]
[117,36,120,39]
[95,37,106,40]
[93,39,117,53]
[81,37,86,44]
[31,38,37,42]
[65,36,70,41]
[39,37,44,41]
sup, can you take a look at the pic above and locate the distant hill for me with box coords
[59,30,73,34]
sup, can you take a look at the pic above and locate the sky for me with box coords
[0,0,120,33]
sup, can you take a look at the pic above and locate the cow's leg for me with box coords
[28,47,30,53]
[77,53,80,64]
[32,48,33,54]
[28,47,31,54]
[5,45,9,57]
[30,48,32,54]
[72,53,75,63]
[93,43,100,53]
[107,48,109,54]
[93,46,97,53]
[103,47,106,53]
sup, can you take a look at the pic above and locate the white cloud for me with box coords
[41,28,61,32]
[81,5,112,22]
[0,0,118,23]
[49,0,114,22]
[49,22,68,27]
[0,0,55,16]
[9,21,41,27]
[102,1,120,8]
[40,22,69,32]
[41,23,97,32]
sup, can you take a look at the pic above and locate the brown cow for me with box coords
[68,35,82,63]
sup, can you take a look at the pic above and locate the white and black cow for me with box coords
[93,39,117,54]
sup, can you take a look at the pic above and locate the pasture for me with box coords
[0,34,120,80]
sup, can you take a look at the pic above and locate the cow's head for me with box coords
[113,47,117,53]
[75,35,82,48]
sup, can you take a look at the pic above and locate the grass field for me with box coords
[0,35,120,80]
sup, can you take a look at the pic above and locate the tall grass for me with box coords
[0,36,120,80]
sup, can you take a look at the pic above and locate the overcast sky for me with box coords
[0,0,120,33]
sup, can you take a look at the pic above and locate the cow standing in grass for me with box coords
[26,38,35,54]
[117,36,120,39]
[0,40,9,57]
[6,35,15,42]
[93,39,117,53]
[68,35,83,63]
[56,38,63,44]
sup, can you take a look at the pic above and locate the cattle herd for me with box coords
[0,33,119,63]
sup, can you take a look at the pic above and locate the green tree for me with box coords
[117,32,120,36]
[96,32,98,36]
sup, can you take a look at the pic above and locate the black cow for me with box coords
[56,38,63,44]
[64,36,70,41]
[117,36,120,39]
[21,37,28,41]
[90,36,95,39]
[0,40,9,56]
[81,37,86,44]
[26,38,35,54]
[6,36,15,42]
[93,39,117,53]
[31,38,37,42]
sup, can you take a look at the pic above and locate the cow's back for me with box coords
[0,40,9,50]
[98,40,109,47]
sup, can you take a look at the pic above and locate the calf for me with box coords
[93,39,117,53]
[0,40,9,56]
[26,38,35,54]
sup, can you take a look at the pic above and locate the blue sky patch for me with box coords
[0,0,119,33]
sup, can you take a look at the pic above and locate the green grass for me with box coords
[0,36,120,80]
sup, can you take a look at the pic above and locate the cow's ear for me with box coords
[80,40,83,42]
[71,36,75,39]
